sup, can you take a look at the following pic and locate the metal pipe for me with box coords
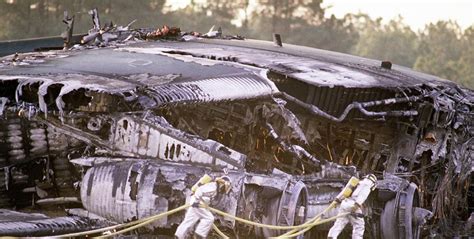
[282,92,419,122]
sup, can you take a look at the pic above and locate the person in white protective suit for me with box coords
[175,176,232,239]
[327,174,377,239]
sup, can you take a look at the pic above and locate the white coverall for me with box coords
[327,178,375,239]
[175,182,218,239]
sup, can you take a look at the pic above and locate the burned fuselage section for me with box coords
[0,38,472,238]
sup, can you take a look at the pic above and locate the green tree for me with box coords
[248,0,357,53]
[414,21,464,84]
[351,15,419,67]
[455,26,474,88]
[249,0,302,38]
[164,0,245,34]
[288,14,359,53]
[0,0,172,40]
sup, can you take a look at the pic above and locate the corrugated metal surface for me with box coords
[81,161,175,226]
[0,216,93,236]
[6,121,25,162]
[304,181,345,230]
[29,126,47,155]
[145,73,276,106]
[0,116,54,166]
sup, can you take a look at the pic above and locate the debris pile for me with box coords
[60,7,244,49]
[144,25,181,40]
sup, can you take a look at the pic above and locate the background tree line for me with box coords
[0,0,472,88]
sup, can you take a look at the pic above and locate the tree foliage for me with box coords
[352,15,419,67]
[413,22,473,88]
[0,0,472,88]
[456,27,474,88]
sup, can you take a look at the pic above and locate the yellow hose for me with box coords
[55,204,190,238]
[272,212,349,239]
[210,203,345,239]
[212,224,230,239]
[208,206,334,231]
[54,201,341,238]
[96,205,190,238]
[276,201,338,237]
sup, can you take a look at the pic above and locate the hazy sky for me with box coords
[323,0,474,30]
[167,0,474,30]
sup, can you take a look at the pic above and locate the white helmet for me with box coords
[364,174,377,183]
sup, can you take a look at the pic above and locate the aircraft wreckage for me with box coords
[0,14,473,239]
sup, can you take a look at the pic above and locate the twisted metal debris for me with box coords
[0,8,472,238]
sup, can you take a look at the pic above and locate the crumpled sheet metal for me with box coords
[377,173,408,193]
[81,160,243,228]
[0,74,137,115]
[414,128,448,161]
[112,115,246,170]
[261,101,309,144]
[1,70,277,114]
[244,173,290,190]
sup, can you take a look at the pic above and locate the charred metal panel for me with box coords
[81,160,244,228]
[111,115,246,169]
[0,73,275,114]
[159,99,323,175]
[80,160,309,236]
